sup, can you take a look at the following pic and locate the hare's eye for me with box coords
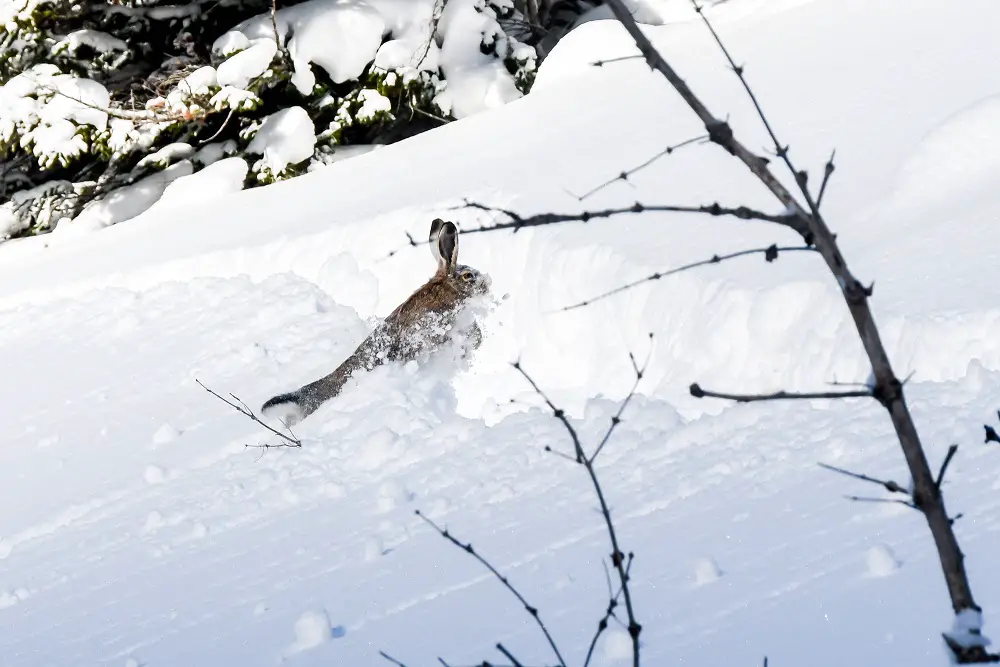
[460,271,473,281]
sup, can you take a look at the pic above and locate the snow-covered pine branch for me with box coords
[0,0,569,241]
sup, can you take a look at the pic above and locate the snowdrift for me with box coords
[2,0,1000,665]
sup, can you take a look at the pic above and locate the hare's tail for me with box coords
[260,388,315,427]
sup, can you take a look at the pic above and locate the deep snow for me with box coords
[2,0,1000,665]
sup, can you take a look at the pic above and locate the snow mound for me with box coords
[865,544,901,577]
[693,555,724,585]
[246,106,316,176]
[285,609,336,654]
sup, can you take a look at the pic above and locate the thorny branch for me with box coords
[560,244,817,311]
[195,379,302,449]
[414,510,568,667]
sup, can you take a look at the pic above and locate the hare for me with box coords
[261,218,492,425]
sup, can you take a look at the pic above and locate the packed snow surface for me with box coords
[2,1,1000,666]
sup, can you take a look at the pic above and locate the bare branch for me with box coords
[496,643,525,667]
[573,135,707,200]
[846,495,918,511]
[583,556,633,667]
[985,421,1000,445]
[590,334,653,463]
[561,244,817,311]
[195,379,302,448]
[816,149,836,208]
[514,363,642,667]
[379,650,409,667]
[383,200,794,260]
[270,0,285,60]
[936,444,959,491]
[414,510,568,667]
[198,106,237,145]
[817,462,909,495]
[591,54,646,67]
[599,0,814,241]
[26,75,192,124]
[452,199,796,237]
[690,383,872,403]
[513,361,585,463]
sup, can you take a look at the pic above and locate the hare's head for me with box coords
[429,218,491,298]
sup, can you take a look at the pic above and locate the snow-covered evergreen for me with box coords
[0,0,541,239]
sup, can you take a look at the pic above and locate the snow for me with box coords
[147,157,249,214]
[213,0,388,94]
[284,0,385,92]
[945,609,991,651]
[208,85,259,112]
[211,0,530,117]
[135,142,194,169]
[693,556,724,585]
[355,88,392,120]
[246,106,317,176]
[0,64,111,169]
[55,29,127,54]
[63,160,194,234]
[285,609,336,655]
[865,544,902,578]
[2,0,1000,666]
[435,0,525,118]
[215,39,277,90]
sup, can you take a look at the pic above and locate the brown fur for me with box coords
[261,219,490,424]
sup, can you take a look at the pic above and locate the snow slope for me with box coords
[3,0,1000,665]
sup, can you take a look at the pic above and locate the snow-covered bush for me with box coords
[0,0,548,241]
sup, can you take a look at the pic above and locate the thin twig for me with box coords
[198,106,237,145]
[414,510,568,667]
[379,650,408,667]
[196,379,302,448]
[573,135,707,200]
[590,334,653,463]
[383,200,793,259]
[30,77,191,123]
[454,199,795,235]
[689,0,825,219]
[936,444,959,490]
[690,383,872,403]
[846,495,918,511]
[583,556,633,667]
[591,54,646,67]
[817,462,909,495]
[560,245,817,311]
[513,361,585,463]
[270,0,286,61]
[496,644,525,667]
[816,149,836,208]
[513,363,643,667]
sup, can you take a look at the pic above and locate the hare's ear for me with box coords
[428,218,446,270]
[430,219,459,275]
